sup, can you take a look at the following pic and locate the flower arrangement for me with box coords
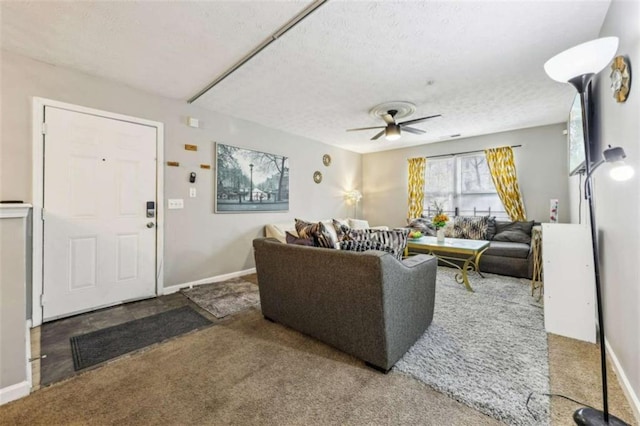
[431,201,449,229]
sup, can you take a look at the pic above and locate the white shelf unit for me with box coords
[541,223,596,343]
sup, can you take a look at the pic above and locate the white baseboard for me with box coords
[162,268,257,295]
[605,338,640,423]
[0,381,30,405]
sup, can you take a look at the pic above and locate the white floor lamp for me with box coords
[345,190,362,219]
[544,37,632,426]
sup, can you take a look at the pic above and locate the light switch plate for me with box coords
[168,199,184,209]
[189,188,196,198]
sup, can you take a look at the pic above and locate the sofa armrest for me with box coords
[370,225,389,231]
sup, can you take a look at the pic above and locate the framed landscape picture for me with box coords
[215,143,289,213]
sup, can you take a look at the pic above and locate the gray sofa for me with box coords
[407,218,535,279]
[252,237,438,372]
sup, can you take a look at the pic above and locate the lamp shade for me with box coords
[610,163,634,181]
[544,37,619,82]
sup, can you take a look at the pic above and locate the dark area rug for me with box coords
[181,277,260,318]
[70,306,211,370]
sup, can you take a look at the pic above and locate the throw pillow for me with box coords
[452,216,490,240]
[313,221,339,249]
[485,216,498,240]
[332,218,351,241]
[294,218,320,239]
[343,228,408,260]
[492,220,535,244]
[339,240,397,258]
[407,217,436,236]
[285,231,314,246]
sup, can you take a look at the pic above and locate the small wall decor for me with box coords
[322,154,332,167]
[215,143,289,213]
[167,161,180,167]
[185,144,198,151]
[200,164,211,169]
[610,55,630,103]
[313,171,323,184]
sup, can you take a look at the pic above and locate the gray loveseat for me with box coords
[253,237,438,372]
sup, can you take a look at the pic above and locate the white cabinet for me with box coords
[542,223,596,343]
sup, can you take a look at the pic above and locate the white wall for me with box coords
[593,0,640,415]
[362,124,569,228]
[0,50,362,288]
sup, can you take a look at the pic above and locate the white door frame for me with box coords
[31,97,164,327]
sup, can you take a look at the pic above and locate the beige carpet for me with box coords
[1,273,636,425]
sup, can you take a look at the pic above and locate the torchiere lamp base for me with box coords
[574,408,629,426]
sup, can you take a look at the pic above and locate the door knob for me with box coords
[146,222,155,228]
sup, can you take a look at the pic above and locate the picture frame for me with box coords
[215,143,289,213]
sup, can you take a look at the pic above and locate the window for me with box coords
[424,154,508,219]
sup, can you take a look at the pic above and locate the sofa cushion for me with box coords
[339,240,397,257]
[485,241,531,259]
[285,231,314,246]
[492,221,534,244]
[452,216,489,240]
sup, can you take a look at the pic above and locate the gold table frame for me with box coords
[406,236,490,292]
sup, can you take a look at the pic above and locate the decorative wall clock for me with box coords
[610,55,631,103]
[313,171,323,184]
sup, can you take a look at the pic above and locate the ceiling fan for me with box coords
[346,110,442,141]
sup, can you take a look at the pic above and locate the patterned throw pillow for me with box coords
[485,216,498,240]
[295,218,320,239]
[345,228,408,260]
[339,240,397,258]
[285,231,314,246]
[452,216,490,240]
[407,217,436,236]
[332,218,351,241]
[313,222,339,249]
[294,219,338,249]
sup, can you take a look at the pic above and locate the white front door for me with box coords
[42,106,158,321]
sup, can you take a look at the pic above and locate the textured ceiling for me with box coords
[1,1,611,154]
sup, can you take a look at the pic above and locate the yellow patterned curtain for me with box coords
[407,157,426,219]
[484,147,527,221]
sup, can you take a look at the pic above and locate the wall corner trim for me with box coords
[605,338,640,423]
[0,381,30,405]
[162,268,257,295]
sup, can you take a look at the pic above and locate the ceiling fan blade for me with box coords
[399,114,442,126]
[371,130,386,140]
[402,127,426,135]
[381,113,395,125]
[346,126,386,132]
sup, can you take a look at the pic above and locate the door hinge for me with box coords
[41,209,45,221]
[40,294,45,307]
[41,122,48,135]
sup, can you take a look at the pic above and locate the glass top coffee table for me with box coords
[406,236,490,292]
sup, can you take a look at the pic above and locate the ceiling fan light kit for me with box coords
[347,101,442,142]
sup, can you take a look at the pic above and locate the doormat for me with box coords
[70,306,211,371]
[181,277,260,318]
[393,267,549,426]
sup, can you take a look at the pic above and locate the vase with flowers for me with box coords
[431,202,449,243]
